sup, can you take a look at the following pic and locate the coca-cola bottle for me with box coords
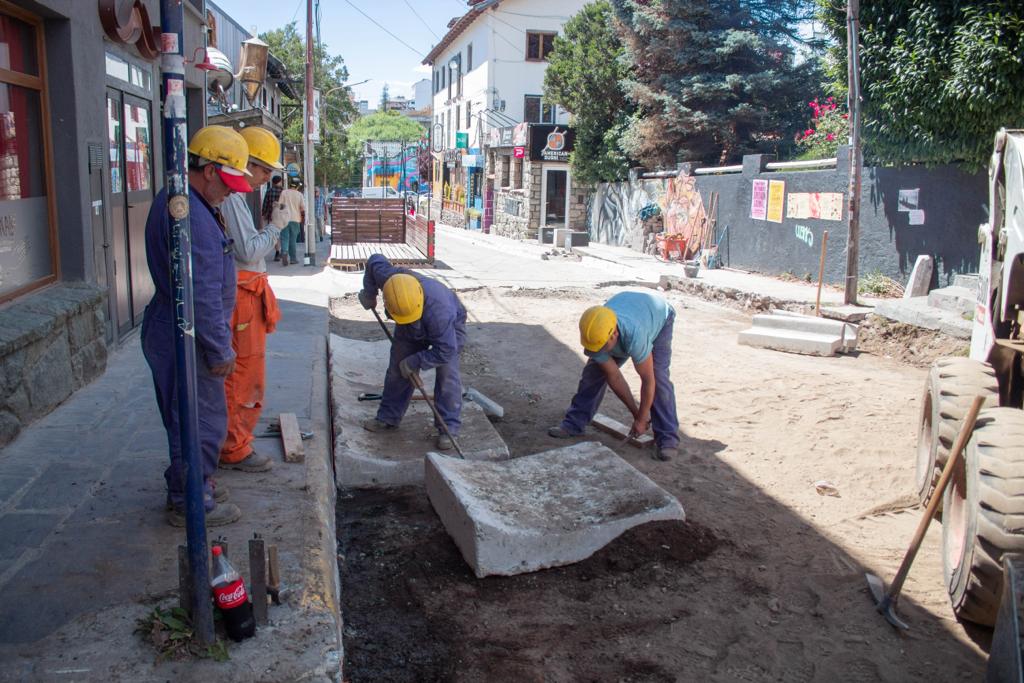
[210,545,255,641]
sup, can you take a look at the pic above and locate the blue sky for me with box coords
[209,0,469,105]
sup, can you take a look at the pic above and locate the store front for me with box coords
[487,123,585,243]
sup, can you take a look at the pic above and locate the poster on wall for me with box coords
[750,179,768,220]
[908,209,925,225]
[818,192,843,221]
[785,192,844,221]
[786,193,810,219]
[766,180,785,223]
[898,189,919,211]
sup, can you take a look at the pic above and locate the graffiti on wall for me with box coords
[586,176,666,247]
[795,224,814,248]
[660,175,705,242]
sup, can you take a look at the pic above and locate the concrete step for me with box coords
[873,297,972,339]
[928,286,974,316]
[953,273,980,290]
[425,442,685,578]
[738,327,843,356]
[769,310,858,351]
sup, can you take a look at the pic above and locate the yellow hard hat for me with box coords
[187,125,252,177]
[579,306,617,352]
[382,274,424,324]
[239,126,284,170]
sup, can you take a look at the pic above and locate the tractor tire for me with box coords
[942,408,1024,626]
[915,358,998,509]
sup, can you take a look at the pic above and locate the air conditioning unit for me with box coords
[499,99,506,112]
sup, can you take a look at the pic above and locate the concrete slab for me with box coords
[330,335,510,488]
[766,310,858,352]
[905,255,934,298]
[928,286,974,316]
[424,442,686,578]
[953,273,980,290]
[873,297,972,339]
[738,327,843,356]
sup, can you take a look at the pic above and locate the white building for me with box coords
[422,0,587,238]
[413,78,432,110]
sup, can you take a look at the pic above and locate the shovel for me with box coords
[370,307,465,459]
[865,395,986,629]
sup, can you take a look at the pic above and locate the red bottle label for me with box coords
[214,579,247,609]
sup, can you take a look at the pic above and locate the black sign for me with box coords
[529,125,575,162]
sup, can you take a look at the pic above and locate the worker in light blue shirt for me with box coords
[548,290,680,460]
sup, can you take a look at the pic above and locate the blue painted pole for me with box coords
[159,0,214,645]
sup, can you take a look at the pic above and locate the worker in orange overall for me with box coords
[219,126,291,472]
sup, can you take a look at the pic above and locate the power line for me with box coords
[403,0,441,40]
[343,0,426,58]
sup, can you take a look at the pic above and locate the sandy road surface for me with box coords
[332,284,986,682]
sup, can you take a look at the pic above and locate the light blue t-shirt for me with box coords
[587,291,672,364]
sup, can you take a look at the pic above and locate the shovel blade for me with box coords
[865,572,909,630]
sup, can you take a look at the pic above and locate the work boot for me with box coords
[436,433,454,451]
[547,425,578,439]
[219,450,273,473]
[166,502,242,528]
[653,446,678,462]
[361,417,397,433]
[165,484,228,511]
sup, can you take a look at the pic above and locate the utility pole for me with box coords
[158,0,213,645]
[303,0,316,264]
[844,0,862,305]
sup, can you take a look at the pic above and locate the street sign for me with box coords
[432,123,443,153]
[456,131,468,149]
[311,88,321,143]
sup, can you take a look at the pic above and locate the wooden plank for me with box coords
[279,412,305,463]
[249,537,268,625]
[591,413,655,448]
[178,545,192,614]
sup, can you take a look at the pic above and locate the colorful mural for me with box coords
[363,141,422,191]
[660,175,705,242]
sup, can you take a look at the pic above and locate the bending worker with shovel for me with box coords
[358,254,467,451]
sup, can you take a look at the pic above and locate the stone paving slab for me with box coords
[330,334,510,488]
[425,441,686,578]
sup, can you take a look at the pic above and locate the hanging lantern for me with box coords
[237,37,269,107]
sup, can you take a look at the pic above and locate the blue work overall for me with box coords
[363,254,467,435]
[142,188,236,512]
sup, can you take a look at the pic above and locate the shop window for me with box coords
[0,6,55,301]
[524,95,555,124]
[124,101,152,192]
[526,32,555,61]
[467,43,473,71]
[501,155,510,187]
[513,157,523,190]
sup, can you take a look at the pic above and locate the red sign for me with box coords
[513,146,525,159]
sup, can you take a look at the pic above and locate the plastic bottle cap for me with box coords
[212,546,223,556]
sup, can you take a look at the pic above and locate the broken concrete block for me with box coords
[329,334,510,488]
[425,442,686,578]
[591,413,654,447]
[904,255,934,298]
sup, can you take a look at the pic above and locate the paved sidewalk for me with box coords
[0,240,340,681]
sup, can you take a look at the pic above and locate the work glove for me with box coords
[270,202,291,229]
[357,289,377,310]
[398,357,419,382]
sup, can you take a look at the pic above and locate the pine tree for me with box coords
[379,83,391,112]
[612,0,818,168]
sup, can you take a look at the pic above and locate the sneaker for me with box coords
[436,434,454,451]
[219,450,273,472]
[547,425,578,439]
[166,502,242,527]
[361,417,397,433]
[653,446,678,462]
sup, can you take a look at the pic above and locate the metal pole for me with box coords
[159,0,213,646]
[303,0,317,265]
[844,0,862,305]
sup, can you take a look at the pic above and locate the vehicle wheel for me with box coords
[942,408,1024,626]
[915,358,998,509]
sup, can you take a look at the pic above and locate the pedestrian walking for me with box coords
[277,181,305,266]
[142,125,252,527]
[548,291,681,461]
[219,126,292,473]
[314,186,325,242]
[358,254,467,450]
[262,175,284,262]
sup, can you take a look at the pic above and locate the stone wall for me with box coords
[492,189,531,240]
[0,284,108,447]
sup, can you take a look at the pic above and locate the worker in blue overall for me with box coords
[358,254,467,450]
[548,291,681,461]
[142,125,254,527]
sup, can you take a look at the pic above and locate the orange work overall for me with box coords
[221,271,281,464]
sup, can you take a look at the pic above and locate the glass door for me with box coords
[542,168,568,228]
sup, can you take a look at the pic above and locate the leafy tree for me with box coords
[260,22,357,186]
[817,1,1024,169]
[611,0,820,168]
[544,1,634,185]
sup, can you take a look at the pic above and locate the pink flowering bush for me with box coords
[795,97,848,159]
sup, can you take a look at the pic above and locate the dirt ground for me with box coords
[330,286,987,682]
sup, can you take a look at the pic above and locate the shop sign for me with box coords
[455,132,468,149]
[443,149,463,163]
[99,0,160,60]
[512,123,529,147]
[529,125,575,162]
[502,196,523,217]
[489,126,516,147]
[462,155,482,168]
[513,146,525,159]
